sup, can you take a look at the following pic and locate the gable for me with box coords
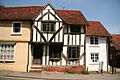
[34,4,62,21]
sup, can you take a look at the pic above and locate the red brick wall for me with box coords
[42,66,85,72]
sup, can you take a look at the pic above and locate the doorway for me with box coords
[33,44,43,65]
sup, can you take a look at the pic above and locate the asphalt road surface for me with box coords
[0,76,43,80]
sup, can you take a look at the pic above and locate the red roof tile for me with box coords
[0,6,88,25]
[111,34,120,51]
[0,6,44,20]
[57,10,88,25]
[86,21,110,37]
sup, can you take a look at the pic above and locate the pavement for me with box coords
[0,70,120,80]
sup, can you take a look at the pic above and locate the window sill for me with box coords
[41,31,55,33]
[89,45,99,47]
[11,33,22,36]
[49,58,61,61]
[68,58,79,61]
[0,61,15,63]
[90,62,99,65]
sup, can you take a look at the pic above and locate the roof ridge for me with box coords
[4,6,45,8]
[111,34,120,36]
[88,21,100,22]
[57,9,81,12]
[4,6,81,12]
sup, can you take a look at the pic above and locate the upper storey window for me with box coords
[90,37,98,45]
[64,25,85,34]
[12,22,22,34]
[41,22,55,32]
[70,25,81,33]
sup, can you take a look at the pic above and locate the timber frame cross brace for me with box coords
[33,24,64,43]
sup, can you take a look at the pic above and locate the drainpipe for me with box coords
[26,22,33,72]
[27,43,30,72]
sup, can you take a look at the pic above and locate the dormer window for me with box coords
[41,22,55,32]
[12,22,22,34]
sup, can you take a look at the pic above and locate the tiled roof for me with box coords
[0,6,88,25]
[0,6,44,20]
[86,21,110,37]
[111,34,120,51]
[57,10,88,25]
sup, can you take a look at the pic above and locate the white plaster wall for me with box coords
[86,37,108,71]
[80,34,85,65]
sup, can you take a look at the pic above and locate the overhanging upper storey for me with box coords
[32,4,64,43]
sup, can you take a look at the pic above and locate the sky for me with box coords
[0,0,120,34]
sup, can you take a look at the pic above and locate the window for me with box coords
[70,25,81,33]
[68,46,79,60]
[12,22,22,33]
[90,37,98,45]
[0,44,14,61]
[41,22,55,32]
[64,26,68,34]
[49,44,63,60]
[81,26,85,33]
[91,53,99,62]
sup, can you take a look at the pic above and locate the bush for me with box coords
[66,70,90,74]
[80,71,90,74]
[65,70,77,74]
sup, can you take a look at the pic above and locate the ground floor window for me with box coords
[0,44,14,61]
[91,53,99,63]
[49,44,63,60]
[68,46,79,60]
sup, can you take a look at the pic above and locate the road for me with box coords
[0,76,43,80]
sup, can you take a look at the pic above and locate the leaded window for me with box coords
[0,44,14,61]
[91,53,99,62]
[68,46,79,60]
[41,22,55,32]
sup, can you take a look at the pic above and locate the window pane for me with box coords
[42,22,55,32]
[70,25,80,33]
[49,44,62,59]
[64,26,68,33]
[95,37,98,44]
[51,23,55,31]
[91,53,99,63]
[68,47,79,59]
[0,44,14,61]
[90,37,94,44]
[81,26,84,33]
[13,23,21,33]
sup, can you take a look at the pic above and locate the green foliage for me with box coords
[65,70,77,74]
[80,71,90,74]
[65,70,90,74]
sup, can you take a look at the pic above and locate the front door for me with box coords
[33,44,43,65]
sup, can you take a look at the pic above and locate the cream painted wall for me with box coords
[86,37,108,71]
[0,42,29,72]
[0,21,31,42]
[0,21,30,72]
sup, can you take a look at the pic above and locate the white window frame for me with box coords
[90,53,99,64]
[11,22,22,34]
[0,44,15,62]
